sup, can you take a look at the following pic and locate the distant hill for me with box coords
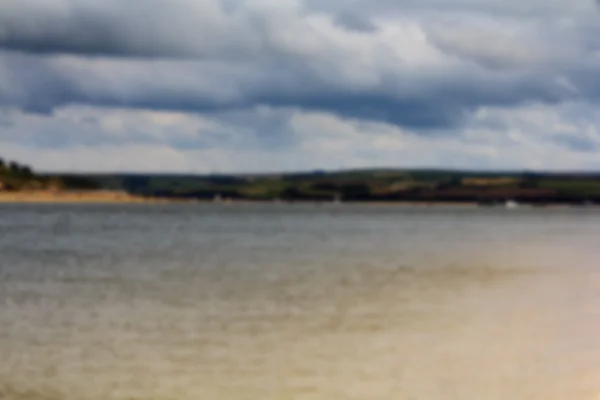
[46,169,600,205]
[5,155,600,204]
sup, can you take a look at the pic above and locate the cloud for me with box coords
[0,1,596,122]
[0,0,594,60]
[0,0,260,58]
[0,36,580,131]
[1,0,600,171]
[3,103,600,173]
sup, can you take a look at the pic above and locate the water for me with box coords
[0,204,599,399]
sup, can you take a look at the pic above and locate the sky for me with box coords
[1,0,600,173]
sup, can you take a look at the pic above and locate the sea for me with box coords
[0,203,599,400]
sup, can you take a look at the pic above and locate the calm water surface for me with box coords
[1,204,600,399]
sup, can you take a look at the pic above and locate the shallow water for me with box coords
[0,204,599,399]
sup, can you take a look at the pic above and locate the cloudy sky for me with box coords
[1,0,600,172]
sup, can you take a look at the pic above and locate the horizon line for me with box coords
[37,167,600,177]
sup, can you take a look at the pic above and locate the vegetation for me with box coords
[49,169,600,205]
[0,157,100,191]
[3,155,600,205]
[0,157,41,190]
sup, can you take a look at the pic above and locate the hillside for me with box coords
[49,169,600,205]
[0,157,99,192]
[4,155,599,205]
[0,158,51,191]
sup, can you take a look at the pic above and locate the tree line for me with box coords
[0,157,34,178]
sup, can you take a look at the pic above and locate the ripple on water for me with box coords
[1,204,600,399]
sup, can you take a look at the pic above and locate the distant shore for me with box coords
[0,190,169,204]
[1,191,597,209]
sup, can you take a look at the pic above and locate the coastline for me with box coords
[0,191,596,208]
[0,190,170,204]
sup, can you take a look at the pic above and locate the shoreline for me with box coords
[0,191,597,208]
[0,190,171,204]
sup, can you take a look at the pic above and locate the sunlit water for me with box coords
[1,204,600,399]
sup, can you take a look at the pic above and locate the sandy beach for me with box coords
[0,190,165,204]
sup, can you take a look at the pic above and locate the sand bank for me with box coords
[0,190,169,204]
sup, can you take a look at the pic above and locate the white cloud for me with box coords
[2,103,600,172]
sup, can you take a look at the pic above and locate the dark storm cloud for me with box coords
[0,0,280,59]
[2,0,593,58]
[0,0,204,58]
[0,49,577,133]
[0,0,599,137]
